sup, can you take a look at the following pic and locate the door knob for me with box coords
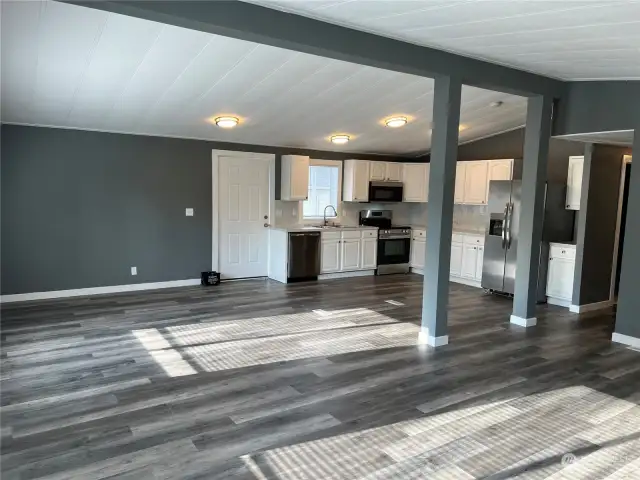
[264,215,268,219]
[264,223,270,227]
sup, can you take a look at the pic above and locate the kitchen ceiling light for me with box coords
[331,134,350,145]
[385,116,408,128]
[214,116,239,128]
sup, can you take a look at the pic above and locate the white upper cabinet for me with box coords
[566,156,584,210]
[453,159,514,205]
[369,162,386,181]
[403,163,429,202]
[463,161,489,204]
[487,159,513,182]
[280,155,309,201]
[454,163,466,203]
[370,161,403,182]
[386,162,403,182]
[343,160,370,202]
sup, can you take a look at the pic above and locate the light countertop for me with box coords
[410,225,485,236]
[271,225,378,233]
[550,242,577,248]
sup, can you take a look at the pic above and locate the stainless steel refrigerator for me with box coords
[481,179,574,301]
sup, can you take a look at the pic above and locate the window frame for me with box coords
[300,159,343,224]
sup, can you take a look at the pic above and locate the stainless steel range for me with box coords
[359,210,411,275]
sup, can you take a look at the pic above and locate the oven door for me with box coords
[378,237,411,265]
[369,182,403,202]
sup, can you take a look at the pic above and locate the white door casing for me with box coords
[213,150,274,279]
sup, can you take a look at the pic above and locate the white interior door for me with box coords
[218,155,270,279]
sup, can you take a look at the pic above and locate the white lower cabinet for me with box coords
[547,244,576,302]
[321,239,341,273]
[410,231,484,286]
[321,229,377,274]
[450,242,463,276]
[461,244,478,279]
[341,239,361,271]
[411,239,426,269]
[361,238,378,269]
[476,246,484,281]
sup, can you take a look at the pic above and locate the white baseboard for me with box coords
[569,300,613,313]
[449,276,482,288]
[510,315,537,327]
[318,270,375,280]
[547,296,572,308]
[612,332,640,349]
[418,329,449,347]
[410,267,424,276]
[0,279,201,303]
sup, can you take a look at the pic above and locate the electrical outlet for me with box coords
[185,208,194,216]
[131,266,137,276]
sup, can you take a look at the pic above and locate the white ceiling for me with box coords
[249,0,640,81]
[1,0,528,156]
[557,130,635,146]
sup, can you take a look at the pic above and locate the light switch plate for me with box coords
[131,266,137,276]
[185,208,194,216]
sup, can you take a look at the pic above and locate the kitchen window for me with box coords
[303,161,342,220]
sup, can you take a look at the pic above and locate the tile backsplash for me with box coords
[275,200,488,231]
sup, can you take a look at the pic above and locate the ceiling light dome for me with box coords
[330,134,350,145]
[214,116,239,128]
[385,116,408,128]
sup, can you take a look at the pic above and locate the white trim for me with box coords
[318,270,375,280]
[510,315,537,327]
[0,279,201,303]
[547,297,572,308]
[557,129,634,139]
[569,300,613,313]
[612,332,640,349]
[457,125,525,147]
[610,154,633,303]
[418,330,449,347]
[211,150,276,276]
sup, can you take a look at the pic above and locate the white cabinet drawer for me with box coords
[361,229,377,238]
[550,244,576,260]
[341,230,362,239]
[412,229,426,240]
[451,233,464,244]
[321,231,341,241]
[463,235,484,246]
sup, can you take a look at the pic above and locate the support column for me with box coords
[511,95,553,327]
[613,123,640,348]
[420,76,461,347]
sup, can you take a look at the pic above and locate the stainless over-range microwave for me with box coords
[368,181,403,202]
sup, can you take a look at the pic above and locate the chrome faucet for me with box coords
[323,205,338,226]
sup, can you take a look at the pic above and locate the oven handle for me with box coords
[379,236,411,240]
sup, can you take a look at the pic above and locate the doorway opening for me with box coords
[611,155,633,301]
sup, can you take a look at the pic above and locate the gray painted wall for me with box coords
[572,144,631,306]
[1,124,411,295]
[554,81,640,136]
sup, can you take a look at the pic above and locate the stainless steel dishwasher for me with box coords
[288,231,321,281]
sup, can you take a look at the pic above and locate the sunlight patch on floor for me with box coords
[239,386,640,480]
[132,329,197,377]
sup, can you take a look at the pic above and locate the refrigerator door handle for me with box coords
[501,203,508,248]
[506,202,513,249]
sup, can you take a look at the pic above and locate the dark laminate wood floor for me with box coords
[1,275,639,480]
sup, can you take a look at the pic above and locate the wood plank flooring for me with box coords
[1,275,639,479]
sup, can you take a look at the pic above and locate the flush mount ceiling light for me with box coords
[330,134,350,145]
[214,116,239,128]
[385,116,408,128]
